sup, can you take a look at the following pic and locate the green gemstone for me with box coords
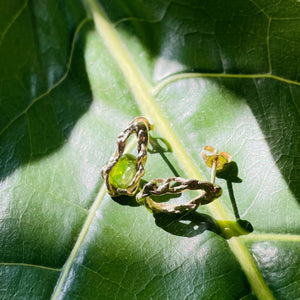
[109,154,137,189]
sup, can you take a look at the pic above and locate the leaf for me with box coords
[0,0,299,299]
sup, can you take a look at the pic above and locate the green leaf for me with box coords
[1,0,299,299]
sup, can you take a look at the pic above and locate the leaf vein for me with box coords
[241,233,300,242]
[152,72,300,96]
[50,184,107,300]
[0,17,89,137]
[0,0,28,46]
[85,1,276,299]
[0,262,61,272]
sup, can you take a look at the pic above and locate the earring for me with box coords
[136,177,222,214]
[101,117,153,196]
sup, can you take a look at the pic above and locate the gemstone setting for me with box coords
[109,154,137,189]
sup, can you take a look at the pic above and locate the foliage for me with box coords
[0,0,299,299]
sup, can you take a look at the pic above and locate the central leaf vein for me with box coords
[84,1,275,299]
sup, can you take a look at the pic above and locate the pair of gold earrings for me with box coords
[101,117,230,214]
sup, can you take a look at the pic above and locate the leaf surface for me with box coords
[0,0,299,299]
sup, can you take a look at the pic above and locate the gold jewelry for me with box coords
[136,177,222,214]
[101,117,152,196]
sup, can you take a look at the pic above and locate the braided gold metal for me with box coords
[136,177,222,214]
[101,117,152,196]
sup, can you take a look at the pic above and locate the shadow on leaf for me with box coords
[0,21,93,181]
[154,210,253,239]
[154,211,221,237]
[149,135,180,177]
[112,195,140,207]
[111,179,181,207]
[216,161,253,232]
[216,161,242,183]
[151,160,253,238]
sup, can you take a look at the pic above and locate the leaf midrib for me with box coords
[1,1,297,299]
[83,0,275,299]
[3,5,300,137]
